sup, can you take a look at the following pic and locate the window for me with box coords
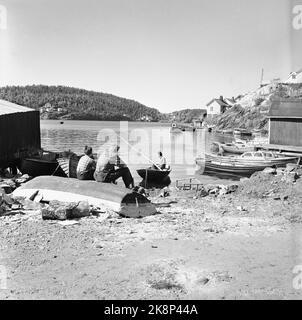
[243,153,252,158]
[254,152,264,158]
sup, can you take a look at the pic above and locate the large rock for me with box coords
[263,167,276,175]
[42,200,90,220]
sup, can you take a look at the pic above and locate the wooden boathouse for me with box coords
[263,99,302,155]
[0,99,41,169]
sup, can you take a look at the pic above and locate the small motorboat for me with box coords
[222,129,234,135]
[137,167,171,182]
[220,141,256,154]
[233,128,252,137]
[196,151,299,176]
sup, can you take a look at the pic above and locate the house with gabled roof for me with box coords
[284,68,302,84]
[206,96,232,119]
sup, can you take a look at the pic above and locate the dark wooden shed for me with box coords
[0,99,41,168]
[268,100,302,147]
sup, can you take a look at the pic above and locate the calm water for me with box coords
[40,120,233,184]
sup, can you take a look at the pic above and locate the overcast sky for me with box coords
[0,0,295,112]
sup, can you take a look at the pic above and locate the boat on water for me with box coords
[222,129,233,135]
[137,167,171,181]
[170,122,183,133]
[220,141,256,154]
[233,128,252,137]
[196,151,299,176]
[13,176,156,218]
[215,129,233,135]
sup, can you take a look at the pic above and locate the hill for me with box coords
[208,83,302,131]
[0,85,162,121]
[164,108,207,123]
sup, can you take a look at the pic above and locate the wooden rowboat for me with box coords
[196,151,299,176]
[137,168,171,182]
[18,151,66,177]
[57,152,81,178]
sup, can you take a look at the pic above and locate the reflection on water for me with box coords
[40,120,235,183]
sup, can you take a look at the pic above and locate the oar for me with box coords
[118,134,163,171]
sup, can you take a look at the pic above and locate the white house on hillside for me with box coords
[206,96,231,118]
[284,69,302,84]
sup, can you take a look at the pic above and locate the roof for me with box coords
[225,97,236,104]
[283,68,302,84]
[268,100,302,118]
[0,99,35,116]
[206,98,230,107]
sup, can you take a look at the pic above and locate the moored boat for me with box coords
[137,168,171,182]
[234,128,252,137]
[220,141,256,154]
[170,122,183,133]
[196,151,299,176]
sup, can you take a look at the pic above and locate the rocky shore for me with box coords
[1,165,302,299]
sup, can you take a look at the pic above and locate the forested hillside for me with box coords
[165,108,207,123]
[0,85,162,121]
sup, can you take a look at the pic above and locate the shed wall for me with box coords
[0,111,41,166]
[269,118,302,146]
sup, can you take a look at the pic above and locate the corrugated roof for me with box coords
[0,99,35,116]
[268,100,302,118]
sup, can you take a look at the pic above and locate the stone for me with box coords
[197,187,208,198]
[72,201,90,218]
[282,172,298,183]
[263,167,276,175]
[42,201,75,220]
[276,168,285,176]
[42,200,90,220]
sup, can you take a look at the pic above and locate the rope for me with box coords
[51,163,61,176]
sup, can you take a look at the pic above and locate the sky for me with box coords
[0,0,296,112]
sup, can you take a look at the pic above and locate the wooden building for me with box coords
[0,99,41,168]
[268,100,302,147]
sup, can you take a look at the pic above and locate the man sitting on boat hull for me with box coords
[76,146,96,180]
[94,145,134,189]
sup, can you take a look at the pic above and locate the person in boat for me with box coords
[217,144,225,156]
[76,146,96,180]
[94,145,134,189]
[152,151,167,170]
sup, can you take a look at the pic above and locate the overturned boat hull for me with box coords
[13,176,157,218]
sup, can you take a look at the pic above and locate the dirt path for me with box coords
[1,189,302,300]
